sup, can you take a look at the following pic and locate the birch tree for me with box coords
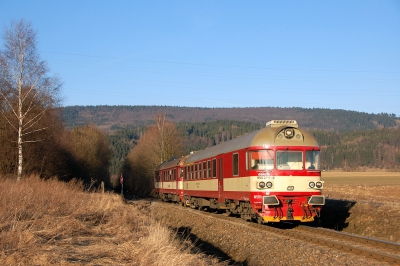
[0,20,61,181]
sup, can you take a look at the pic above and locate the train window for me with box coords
[277,150,303,170]
[250,150,275,170]
[306,150,320,170]
[194,164,198,179]
[207,160,211,178]
[212,159,217,178]
[233,153,239,176]
[203,162,207,178]
[198,163,201,179]
[198,163,200,179]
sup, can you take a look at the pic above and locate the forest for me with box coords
[106,117,400,175]
[62,105,398,132]
[62,105,400,175]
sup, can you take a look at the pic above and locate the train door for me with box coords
[177,167,184,202]
[218,156,223,200]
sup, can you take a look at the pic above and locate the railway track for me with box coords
[249,223,400,265]
[151,200,400,265]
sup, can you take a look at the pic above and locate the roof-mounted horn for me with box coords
[266,120,298,128]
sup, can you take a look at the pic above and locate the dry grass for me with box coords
[0,176,225,265]
[322,171,400,203]
[322,171,400,185]
[320,171,400,243]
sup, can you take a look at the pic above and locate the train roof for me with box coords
[185,120,318,164]
[156,155,189,171]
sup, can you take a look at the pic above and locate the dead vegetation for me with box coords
[322,171,400,204]
[321,172,400,243]
[0,176,225,265]
[1,172,399,265]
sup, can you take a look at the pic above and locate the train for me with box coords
[154,120,324,223]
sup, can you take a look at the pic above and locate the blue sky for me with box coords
[1,1,399,116]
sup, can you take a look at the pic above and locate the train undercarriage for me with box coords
[157,193,322,224]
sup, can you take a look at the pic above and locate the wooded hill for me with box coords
[62,106,400,174]
[62,105,399,132]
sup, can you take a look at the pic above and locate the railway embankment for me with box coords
[141,199,398,265]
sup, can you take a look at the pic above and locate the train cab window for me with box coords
[250,150,274,170]
[233,153,239,176]
[306,150,320,170]
[277,150,303,170]
[212,158,217,178]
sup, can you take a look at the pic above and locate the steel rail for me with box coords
[248,224,400,265]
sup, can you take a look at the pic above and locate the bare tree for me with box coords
[0,19,62,181]
[63,125,111,187]
[122,113,182,196]
[153,112,182,163]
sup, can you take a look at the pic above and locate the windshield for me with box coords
[276,150,303,170]
[250,150,274,170]
[306,150,320,170]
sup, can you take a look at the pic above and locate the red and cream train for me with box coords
[154,120,324,223]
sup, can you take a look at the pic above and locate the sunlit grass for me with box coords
[0,176,225,265]
[320,171,400,243]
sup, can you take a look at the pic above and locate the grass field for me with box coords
[321,171,400,204]
[322,171,400,186]
[319,171,400,243]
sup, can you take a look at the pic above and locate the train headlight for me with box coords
[263,195,279,205]
[309,181,315,188]
[308,195,325,205]
[266,181,273,188]
[258,181,265,188]
[284,128,294,139]
[316,181,323,189]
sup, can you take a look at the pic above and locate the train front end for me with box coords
[249,120,324,223]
